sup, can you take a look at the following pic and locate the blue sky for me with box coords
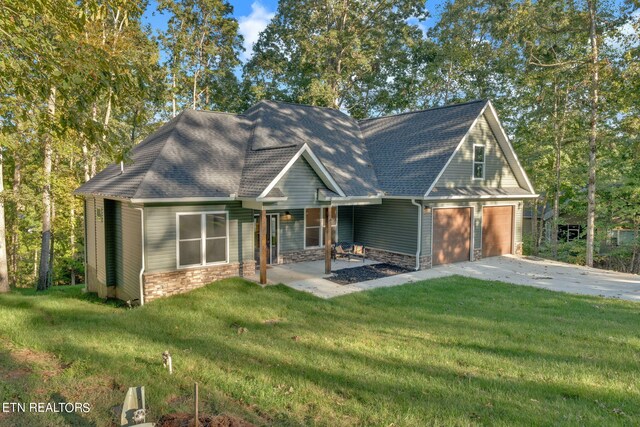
[142,1,442,62]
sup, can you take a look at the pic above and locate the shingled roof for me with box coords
[76,99,531,201]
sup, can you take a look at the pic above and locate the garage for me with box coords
[432,207,472,265]
[482,206,514,258]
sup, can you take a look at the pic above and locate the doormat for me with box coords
[328,263,412,285]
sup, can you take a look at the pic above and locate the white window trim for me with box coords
[472,144,485,180]
[566,224,580,242]
[303,207,338,249]
[176,211,229,269]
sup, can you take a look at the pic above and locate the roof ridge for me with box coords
[255,99,350,115]
[358,99,488,122]
[184,108,244,117]
[132,111,186,200]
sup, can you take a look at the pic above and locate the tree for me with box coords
[245,0,428,118]
[159,0,243,114]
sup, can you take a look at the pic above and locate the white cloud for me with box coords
[238,1,275,61]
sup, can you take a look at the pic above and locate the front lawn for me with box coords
[0,277,638,426]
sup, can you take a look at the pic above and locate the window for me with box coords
[559,224,582,242]
[473,145,485,179]
[177,212,228,268]
[304,207,337,248]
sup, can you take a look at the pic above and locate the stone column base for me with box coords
[515,242,523,255]
[473,249,482,261]
[419,255,432,270]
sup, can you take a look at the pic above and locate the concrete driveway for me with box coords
[271,255,640,301]
[436,255,640,302]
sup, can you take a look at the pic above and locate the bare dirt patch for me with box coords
[156,412,256,427]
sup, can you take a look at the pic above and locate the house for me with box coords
[523,203,585,244]
[75,99,537,303]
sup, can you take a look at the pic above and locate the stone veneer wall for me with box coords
[515,242,523,256]
[419,256,432,270]
[143,261,256,302]
[365,247,418,270]
[280,248,325,264]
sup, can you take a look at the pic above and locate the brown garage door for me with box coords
[482,206,514,258]
[432,208,472,265]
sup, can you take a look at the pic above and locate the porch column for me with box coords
[325,207,332,274]
[260,209,267,284]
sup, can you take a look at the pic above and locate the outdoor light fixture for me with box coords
[282,211,293,221]
[423,206,432,214]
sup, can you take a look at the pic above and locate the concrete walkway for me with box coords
[268,255,640,302]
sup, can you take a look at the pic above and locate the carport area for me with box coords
[268,255,640,302]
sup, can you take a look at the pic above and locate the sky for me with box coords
[142,0,442,63]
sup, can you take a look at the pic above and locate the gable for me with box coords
[433,114,522,190]
[271,156,329,208]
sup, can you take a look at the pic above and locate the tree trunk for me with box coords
[537,194,548,248]
[0,151,10,292]
[70,158,76,286]
[192,70,198,109]
[48,196,55,288]
[586,0,599,267]
[38,86,55,291]
[532,198,539,256]
[551,84,560,257]
[172,72,177,117]
[10,157,22,282]
[82,142,90,182]
[90,154,97,178]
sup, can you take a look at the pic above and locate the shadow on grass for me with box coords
[2,277,639,425]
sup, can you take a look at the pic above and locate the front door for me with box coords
[254,214,278,264]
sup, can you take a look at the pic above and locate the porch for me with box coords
[265,259,444,299]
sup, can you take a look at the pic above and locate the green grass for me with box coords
[1,277,639,426]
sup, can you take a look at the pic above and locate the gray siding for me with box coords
[421,203,432,256]
[354,199,419,255]
[95,197,106,285]
[422,200,523,254]
[271,156,328,209]
[434,115,520,189]
[338,206,354,242]
[85,198,98,292]
[118,203,142,301]
[144,202,253,273]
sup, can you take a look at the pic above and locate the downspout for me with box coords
[134,207,145,306]
[411,199,422,271]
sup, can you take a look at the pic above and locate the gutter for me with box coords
[134,207,145,306]
[410,199,422,271]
